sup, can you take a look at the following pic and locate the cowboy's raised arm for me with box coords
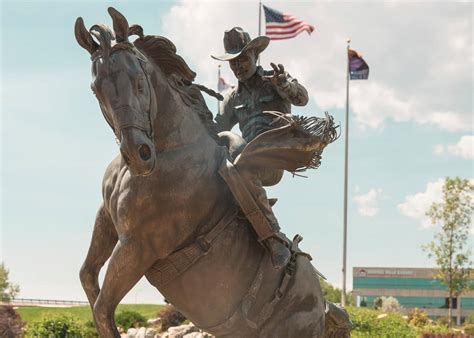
[268,63,309,107]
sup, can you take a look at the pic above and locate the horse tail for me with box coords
[323,301,352,337]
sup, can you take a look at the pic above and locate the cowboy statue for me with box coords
[212,27,312,269]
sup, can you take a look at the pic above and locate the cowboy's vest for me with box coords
[216,67,308,142]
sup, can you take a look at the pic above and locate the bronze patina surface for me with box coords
[75,8,350,337]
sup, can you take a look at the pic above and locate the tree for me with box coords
[0,305,25,337]
[373,296,401,312]
[0,263,20,302]
[373,296,383,310]
[380,296,401,313]
[320,279,353,305]
[423,177,473,329]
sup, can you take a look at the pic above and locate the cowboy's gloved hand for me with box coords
[267,63,289,88]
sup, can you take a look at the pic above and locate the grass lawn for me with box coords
[17,304,165,324]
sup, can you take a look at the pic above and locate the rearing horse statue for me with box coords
[75,7,350,338]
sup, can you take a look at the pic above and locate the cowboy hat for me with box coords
[211,27,269,61]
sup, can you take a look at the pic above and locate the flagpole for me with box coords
[258,0,262,66]
[258,0,262,37]
[341,39,351,307]
[217,64,221,115]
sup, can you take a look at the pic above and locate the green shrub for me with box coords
[28,314,84,337]
[465,312,474,325]
[158,305,186,332]
[347,306,379,333]
[464,324,474,335]
[418,324,450,334]
[319,279,353,305]
[437,316,449,326]
[347,306,460,337]
[408,308,429,327]
[347,306,416,337]
[0,305,25,338]
[81,320,98,337]
[115,310,146,330]
[377,312,414,337]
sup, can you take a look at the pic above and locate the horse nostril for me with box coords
[138,144,151,161]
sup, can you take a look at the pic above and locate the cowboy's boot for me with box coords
[265,234,291,269]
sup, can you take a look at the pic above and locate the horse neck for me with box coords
[150,71,209,152]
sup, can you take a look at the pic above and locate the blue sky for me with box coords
[1,1,472,304]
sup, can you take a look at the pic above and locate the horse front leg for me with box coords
[93,236,157,337]
[79,204,118,309]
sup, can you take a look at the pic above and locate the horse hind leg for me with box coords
[323,302,351,338]
[80,204,118,309]
[93,236,158,337]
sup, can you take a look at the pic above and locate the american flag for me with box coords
[263,5,315,40]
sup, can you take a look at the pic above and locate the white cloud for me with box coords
[160,1,472,132]
[448,136,474,159]
[397,179,444,228]
[353,188,382,217]
[433,136,474,159]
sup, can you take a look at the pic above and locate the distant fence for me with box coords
[1,298,88,307]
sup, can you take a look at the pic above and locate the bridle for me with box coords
[92,44,156,145]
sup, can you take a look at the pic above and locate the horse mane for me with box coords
[134,35,219,140]
[134,35,196,82]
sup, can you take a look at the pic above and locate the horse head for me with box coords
[75,8,157,176]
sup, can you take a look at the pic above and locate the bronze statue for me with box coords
[212,27,310,269]
[75,7,350,337]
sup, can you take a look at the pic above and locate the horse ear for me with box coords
[129,24,144,39]
[108,7,129,42]
[74,17,98,54]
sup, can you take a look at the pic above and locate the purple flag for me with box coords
[348,49,369,80]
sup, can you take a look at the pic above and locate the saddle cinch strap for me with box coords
[148,207,238,288]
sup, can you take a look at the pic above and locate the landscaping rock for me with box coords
[126,327,138,337]
[148,317,162,326]
[162,323,196,337]
[136,327,147,337]
[123,323,213,338]
[145,327,158,337]
[160,323,214,338]
[183,332,214,338]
